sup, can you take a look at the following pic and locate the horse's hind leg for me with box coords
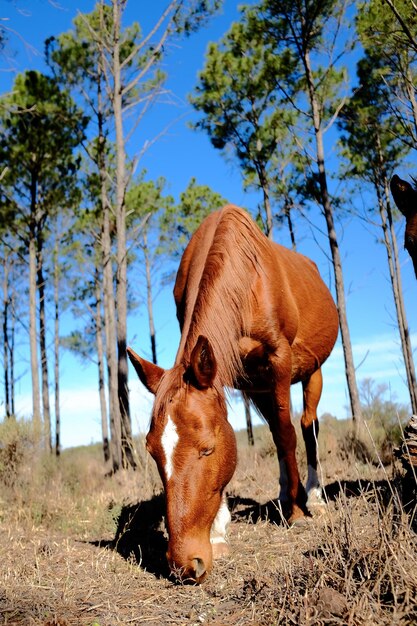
[301,368,325,510]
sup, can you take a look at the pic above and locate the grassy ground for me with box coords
[0,417,416,625]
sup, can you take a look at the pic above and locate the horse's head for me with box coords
[127,335,237,583]
[391,174,417,277]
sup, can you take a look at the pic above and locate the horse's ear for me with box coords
[127,347,165,395]
[391,175,415,217]
[190,335,217,389]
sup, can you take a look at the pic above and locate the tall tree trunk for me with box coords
[2,251,11,417]
[97,14,122,473]
[53,238,61,456]
[241,393,254,447]
[29,224,41,429]
[95,266,110,464]
[102,199,122,471]
[377,188,417,412]
[374,135,417,412]
[10,280,15,416]
[304,49,363,433]
[404,64,417,145]
[381,182,417,412]
[37,233,52,451]
[143,230,158,365]
[284,195,297,251]
[257,162,273,240]
[102,209,122,471]
[112,0,136,469]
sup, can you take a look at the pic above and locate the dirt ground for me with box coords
[0,427,416,625]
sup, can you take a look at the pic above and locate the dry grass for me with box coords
[0,417,416,625]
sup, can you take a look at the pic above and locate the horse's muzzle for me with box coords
[167,540,212,584]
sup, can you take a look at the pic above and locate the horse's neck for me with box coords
[175,260,248,388]
[175,217,220,365]
[173,206,264,386]
[176,290,213,366]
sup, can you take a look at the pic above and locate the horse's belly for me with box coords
[290,336,334,384]
[235,375,274,394]
[237,353,325,391]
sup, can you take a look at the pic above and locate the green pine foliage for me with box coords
[0,70,86,230]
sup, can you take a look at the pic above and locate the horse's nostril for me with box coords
[191,557,206,581]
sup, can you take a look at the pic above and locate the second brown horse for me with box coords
[128,205,339,582]
[391,174,417,278]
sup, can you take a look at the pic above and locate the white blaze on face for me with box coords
[161,414,179,481]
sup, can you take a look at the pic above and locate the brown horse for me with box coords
[128,206,339,583]
[390,174,417,277]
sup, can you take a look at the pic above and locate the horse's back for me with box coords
[174,205,338,378]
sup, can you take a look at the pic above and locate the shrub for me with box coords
[0,417,37,488]
[359,378,409,464]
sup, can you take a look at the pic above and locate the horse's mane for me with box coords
[183,206,268,388]
[154,206,268,415]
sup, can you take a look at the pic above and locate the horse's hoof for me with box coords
[306,488,327,516]
[211,540,230,560]
[306,486,323,503]
[308,502,327,517]
[288,516,310,530]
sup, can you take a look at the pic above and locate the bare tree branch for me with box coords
[120,0,179,70]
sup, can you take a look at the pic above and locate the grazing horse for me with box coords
[128,206,339,583]
[390,174,417,278]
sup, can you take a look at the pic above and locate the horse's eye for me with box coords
[199,446,214,458]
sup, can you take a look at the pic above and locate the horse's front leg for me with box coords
[270,351,308,524]
[271,385,308,524]
[250,352,308,524]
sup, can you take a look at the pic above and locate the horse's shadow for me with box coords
[91,492,171,579]
[323,477,393,504]
[228,495,288,525]
[228,478,397,525]
[324,476,416,531]
[91,477,407,578]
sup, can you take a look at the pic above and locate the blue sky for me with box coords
[1,0,416,448]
